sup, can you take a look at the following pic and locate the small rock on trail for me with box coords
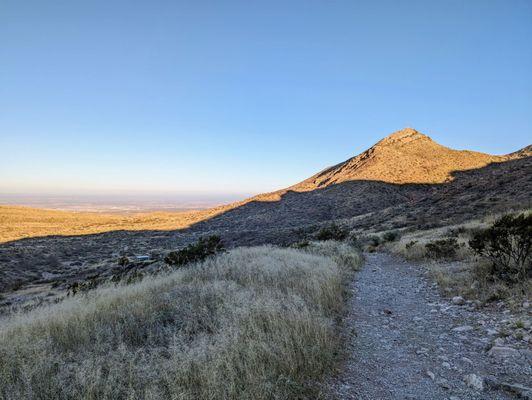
[326,253,530,400]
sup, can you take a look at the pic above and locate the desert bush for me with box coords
[348,233,359,247]
[425,238,459,260]
[164,235,224,266]
[0,246,361,400]
[291,240,310,249]
[117,256,130,266]
[405,240,418,249]
[390,239,427,261]
[383,231,400,242]
[316,223,349,241]
[469,213,531,284]
[369,235,381,247]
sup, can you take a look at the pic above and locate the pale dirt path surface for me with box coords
[328,253,531,400]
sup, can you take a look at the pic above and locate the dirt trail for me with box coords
[328,253,531,400]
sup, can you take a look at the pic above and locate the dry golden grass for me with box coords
[0,244,362,400]
[0,205,225,243]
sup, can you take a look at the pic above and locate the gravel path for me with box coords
[328,253,531,400]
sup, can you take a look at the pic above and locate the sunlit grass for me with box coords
[0,244,362,399]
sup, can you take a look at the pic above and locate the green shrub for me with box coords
[367,235,381,247]
[383,231,400,242]
[425,238,459,260]
[117,256,130,266]
[316,223,349,241]
[469,213,531,284]
[165,235,225,266]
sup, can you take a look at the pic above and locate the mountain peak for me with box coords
[377,127,432,147]
[291,128,507,190]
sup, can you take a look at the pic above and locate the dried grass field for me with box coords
[0,243,362,400]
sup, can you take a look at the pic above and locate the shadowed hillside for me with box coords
[0,128,530,306]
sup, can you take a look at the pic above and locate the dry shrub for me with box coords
[315,223,349,241]
[389,234,472,262]
[469,213,531,284]
[425,238,459,260]
[0,245,362,400]
[164,235,224,267]
[389,239,427,261]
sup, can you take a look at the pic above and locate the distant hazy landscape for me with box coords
[0,193,248,213]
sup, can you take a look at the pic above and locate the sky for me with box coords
[1,0,531,197]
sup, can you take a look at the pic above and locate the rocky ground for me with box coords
[328,253,531,400]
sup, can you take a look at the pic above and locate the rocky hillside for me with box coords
[242,128,507,203]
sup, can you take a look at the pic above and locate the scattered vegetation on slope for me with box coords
[0,244,362,400]
[164,235,225,266]
[385,211,531,305]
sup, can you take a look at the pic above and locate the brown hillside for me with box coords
[245,128,507,203]
[293,127,505,189]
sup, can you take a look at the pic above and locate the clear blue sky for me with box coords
[1,0,531,196]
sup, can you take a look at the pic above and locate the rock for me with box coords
[461,356,473,365]
[452,296,465,305]
[523,301,530,309]
[438,378,451,389]
[442,361,451,369]
[485,376,532,399]
[488,346,519,359]
[484,375,500,388]
[464,374,484,391]
[493,337,505,346]
[499,383,532,399]
[426,370,435,380]
[452,325,473,333]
